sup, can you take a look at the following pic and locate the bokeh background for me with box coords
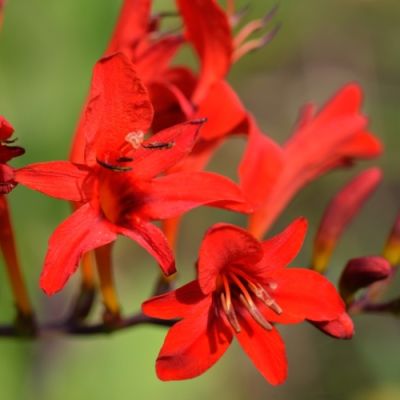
[0,0,399,399]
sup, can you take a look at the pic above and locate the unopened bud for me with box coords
[312,168,382,273]
[383,213,400,266]
[339,256,391,303]
[0,115,14,140]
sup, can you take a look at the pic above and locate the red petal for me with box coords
[239,117,284,212]
[105,0,151,56]
[128,119,205,180]
[14,161,89,202]
[0,115,14,140]
[236,315,287,385]
[156,305,233,380]
[169,137,224,174]
[149,81,194,133]
[256,217,308,274]
[82,53,154,163]
[311,312,354,339]
[177,0,233,103]
[315,83,362,121]
[267,268,345,323]
[198,224,263,294]
[196,81,247,140]
[136,35,184,81]
[142,280,208,319]
[40,203,117,295]
[139,171,251,220]
[118,218,175,276]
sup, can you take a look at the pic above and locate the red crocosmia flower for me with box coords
[143,218,348,384]
[13,53,251,295]
[239,83,382,239]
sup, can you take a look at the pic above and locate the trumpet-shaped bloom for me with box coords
[13,53,251,295]
[143,218,348,384]
[239,83,382,239]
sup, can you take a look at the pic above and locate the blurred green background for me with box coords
[0,0,399,399]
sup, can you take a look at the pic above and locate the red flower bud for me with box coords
[339,256,391,301]
[312,168,382,272]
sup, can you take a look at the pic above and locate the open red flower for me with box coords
[13,53,251,295]
[143,218,348,384]
[239,83,382,239]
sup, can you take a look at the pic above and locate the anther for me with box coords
[141,141,174,150]
[96,158,132,172]
[239,294,273,331]
[116,156,133,163]
[248,282,282,315]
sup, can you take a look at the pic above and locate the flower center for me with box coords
[217,269,282,333]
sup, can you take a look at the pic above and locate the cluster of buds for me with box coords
[0,0,397,386]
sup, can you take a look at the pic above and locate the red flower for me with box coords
[143,218,348,384]
[239,83,382,239]
[13,53,251,295]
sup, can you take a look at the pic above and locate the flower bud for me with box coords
[339,256,391,302]
[312,168,382,273]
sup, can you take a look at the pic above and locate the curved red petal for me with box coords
[239,116,284,213]
[236,315,287,385]
[83,53,153,163]
[156,306,233,380]
[14,161,89,202]
[129,119,205,180]
[118,218,175,276]
[105,0,152,56]
[40,203,117,295]
[136,35,184,81]
[268,268,345,322]
[198,224,263,294]
[142,280,209,319]
[139,171,250,220]
[257,217,308,274]
[196,81,247,140]
[310,312,354,339]
[177,0,233,103]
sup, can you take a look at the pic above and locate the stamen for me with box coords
[116,156,133,163]
[125,130,145,149]
[141,141,174,150]
[220,292,241,333]
[233,23,281,62]
[239,294,273,331]
[247,281,282,315]
[229,273,273,330]
[3,137,18,144]
[96,158,132,172]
